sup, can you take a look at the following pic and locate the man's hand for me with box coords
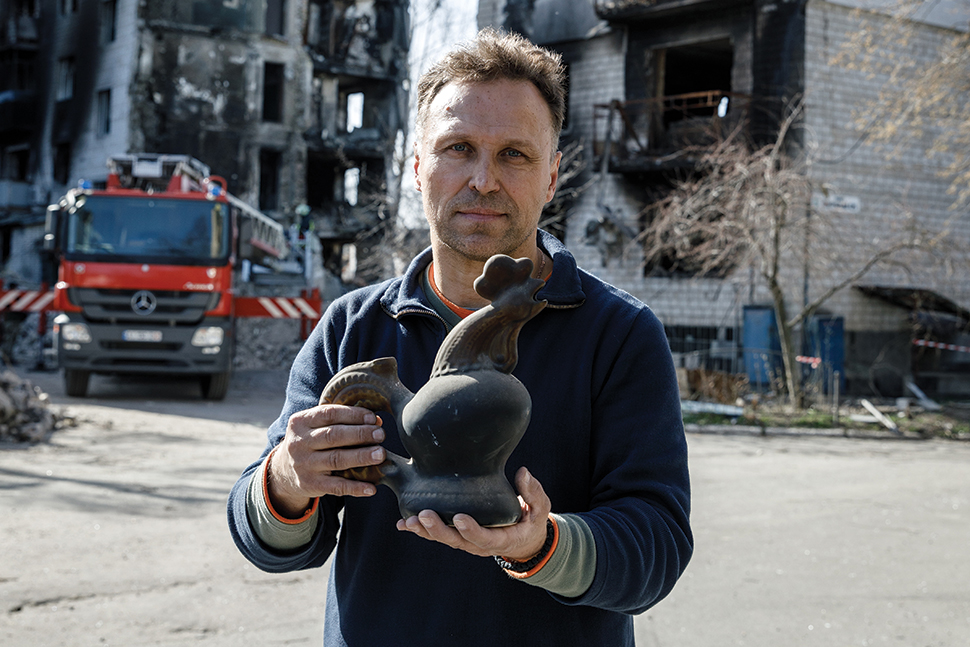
[395,467,551,561]
[267,404,386,518]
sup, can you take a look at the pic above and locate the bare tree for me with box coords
[640,102,950,407]
[831,0,970,209]
[539,140,594,240]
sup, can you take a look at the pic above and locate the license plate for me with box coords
[122,330,163,342]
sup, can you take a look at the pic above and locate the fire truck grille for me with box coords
[100,341,183,352]
[70,288,218,324]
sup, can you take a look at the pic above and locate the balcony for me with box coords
[0,179,32,208]
[593,90,751,173]
[305,125,389,160]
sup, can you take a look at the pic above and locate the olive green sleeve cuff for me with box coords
[245,455,320,551]
[515,513,596,598]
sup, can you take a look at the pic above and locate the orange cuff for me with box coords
[503,516,559,579]
[263,447,319,525]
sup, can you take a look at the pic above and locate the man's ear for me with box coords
[545,150,562,203]
[413,144,422,192]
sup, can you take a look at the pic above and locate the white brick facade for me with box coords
[803,0,970,331]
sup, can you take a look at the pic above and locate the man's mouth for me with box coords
[457,208,505,219]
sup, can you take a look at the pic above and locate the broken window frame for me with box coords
[96,89,111,136]
[343,167,360,206]
[265,0,286,38]
[100,0,116,44]
[53,142,71,185]
[262,62,285,123]
[259,149,282,212]
[56,56,74,101]
[2,146,30,182]
[345,91,364,133]
[0,49,36,92]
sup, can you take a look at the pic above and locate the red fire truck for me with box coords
[40,154,320,400]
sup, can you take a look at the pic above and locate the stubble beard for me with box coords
[433,194,536,263]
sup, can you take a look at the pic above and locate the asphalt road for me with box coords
[1,368,968,646]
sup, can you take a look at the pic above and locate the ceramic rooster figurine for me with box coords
[319,254,547,526]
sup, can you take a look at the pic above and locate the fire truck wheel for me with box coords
[201,371,231,401]
[64,369,90,398]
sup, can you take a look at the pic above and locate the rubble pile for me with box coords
[0,370,61,442]
[233,319,305,371]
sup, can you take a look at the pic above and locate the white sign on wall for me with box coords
[811,192,862,214]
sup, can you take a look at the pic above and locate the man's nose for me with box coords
[468,156,500,194]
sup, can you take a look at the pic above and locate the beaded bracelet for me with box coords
[494,518,555,573]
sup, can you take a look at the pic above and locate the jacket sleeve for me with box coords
[226,313,346,573]
[556,307,693,614]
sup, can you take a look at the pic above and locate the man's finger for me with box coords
[515,467,551,519]
[307,445,386,473]
[289,404,380,436]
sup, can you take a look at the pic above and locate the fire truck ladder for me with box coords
[107,154,290,260]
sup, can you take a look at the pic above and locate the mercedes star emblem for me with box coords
[131,290,158,315]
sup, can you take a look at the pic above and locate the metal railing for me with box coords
[593,91,751,164]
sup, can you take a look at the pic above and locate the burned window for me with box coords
[306,156,338,209]
[100,0,116,44]
[56,56,74,100]
[2,147,30,181]
[259,149,281,211]
[344,167,359,206]
[262,62,284,122]
[14,0,37,17]
[265,0,286,37]
[659,40,733,124]
[345,92,363,132]
[0,49,35,92]
[96,89,111,136]
[53,143,71,185]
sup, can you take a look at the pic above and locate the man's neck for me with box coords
[430,241,547,310]
[431,252,492,310]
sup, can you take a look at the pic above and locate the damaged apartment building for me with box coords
[477,0,970,398]
[0,0,410,298]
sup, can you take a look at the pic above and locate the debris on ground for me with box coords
[860,398,901,433]
[0,370,69,443]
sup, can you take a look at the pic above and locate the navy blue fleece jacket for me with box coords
[227,230,692,646]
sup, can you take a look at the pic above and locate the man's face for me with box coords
[414,79,561,263]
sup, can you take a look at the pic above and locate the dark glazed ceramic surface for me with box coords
[319,254,547,526]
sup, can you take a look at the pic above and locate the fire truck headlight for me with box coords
[191,327,224,347]
[61,323,92,344]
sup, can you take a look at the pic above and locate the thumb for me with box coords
[516,467,551,518]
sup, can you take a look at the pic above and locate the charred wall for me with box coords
[131,31,256,195]
[750,0,806,143]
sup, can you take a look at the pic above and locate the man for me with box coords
[228,28,692,646]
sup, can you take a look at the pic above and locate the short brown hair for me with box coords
[416,28,566,148]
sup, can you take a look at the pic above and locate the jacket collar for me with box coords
[380,229,586,318]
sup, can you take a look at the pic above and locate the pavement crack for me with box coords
[7,579,198,614]
[8,592,99,614]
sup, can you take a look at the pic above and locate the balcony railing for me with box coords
[593,90,751,172]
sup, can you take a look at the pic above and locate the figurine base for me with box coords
[393,473,522,528]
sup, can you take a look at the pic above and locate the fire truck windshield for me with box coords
[65,195,229,264]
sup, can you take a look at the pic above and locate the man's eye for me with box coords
[451,144,468,152]
[505,149,524,158]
